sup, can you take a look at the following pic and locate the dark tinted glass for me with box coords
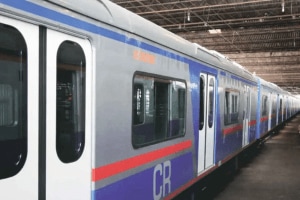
[0,24,27,179]
[132,74,186,148]
[56,41,86,163]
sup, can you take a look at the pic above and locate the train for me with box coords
[0,0,299,199]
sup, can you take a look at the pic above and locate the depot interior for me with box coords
[111,0,300,96]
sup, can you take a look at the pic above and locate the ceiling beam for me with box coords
[133,0,274,15]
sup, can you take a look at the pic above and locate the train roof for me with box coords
[46,0,193,53]
[255,75,295,97]
[44,0,256,81]
[257,76,283,92]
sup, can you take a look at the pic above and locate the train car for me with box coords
[0,0,299,200]
[255,78,283,138]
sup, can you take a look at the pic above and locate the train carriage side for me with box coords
[85,2,300,200]
[276,89,290,125]
[277,90,292,126]
[0,0,300,200]
[77,7,198,200]
[255,78,283,138]
[187,45,221,177]
[209,56,258,164]
[0,1,199,199]
[284,92,294,120]
[0,2,206,200]
[0,0,246,199]
[290,95,300,116]
[293,96,300,115]
[280,91,298,124]
[43,1,226,199]
[91,31,199,200]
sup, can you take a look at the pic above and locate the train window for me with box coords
[262,95,268,116]
[132,74,186,148]
[0,24,27,179]
[56,41,86,163]
[224,90,239,125]
[272,96,276,115]
[208,78,215,128]
[279,99,282,115]
[199,76,205,130]
[133,84,144,124]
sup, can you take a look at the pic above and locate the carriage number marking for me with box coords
[153,160,171,200]
[133,50,156,64]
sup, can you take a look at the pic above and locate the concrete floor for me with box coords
[214,115,300,200]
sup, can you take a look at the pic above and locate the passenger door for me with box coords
[198,73,216,174]
[242,86,251,147]
[0,16,39,200]
[46,29,92,200]
[268,93,272,130]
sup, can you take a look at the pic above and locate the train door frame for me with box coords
[285,96,289,119]
[242,85,251,147]
[276,94,280,125]
[197,73,216,174]
[276,94,284,125]
[45,29,92,200]
[267,92,272,130]
[0,15,39,200]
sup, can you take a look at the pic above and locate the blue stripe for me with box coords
[1,0,129,42]
[231,74,256,86]
[220,71,226,76]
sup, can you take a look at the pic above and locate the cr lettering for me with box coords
[153,160,171,200]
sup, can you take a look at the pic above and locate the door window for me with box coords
[56,41,86,163]
[208,78,215,128]
[199,76,205,130]
[0,23,27,179]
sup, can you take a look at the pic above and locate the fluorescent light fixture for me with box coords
[208,29,222,34]
[187,10,190,21]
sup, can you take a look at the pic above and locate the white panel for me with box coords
[46,29,92,200]
[242,86,250,147]
[0,16,39,200]
[205,75,215,168]
[197,74,215,174]
[197,74,207,173]
[268,93,272,130]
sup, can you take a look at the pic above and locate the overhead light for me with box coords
[282,0,285,12]
[208,29,222,34]
[187,10,190,22]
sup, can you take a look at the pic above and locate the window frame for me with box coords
[261,95,268,116]
[208,77,215,128]
[224,88,240,125]
[0,23,28,179]
[56,40,86,163]
[199,76,205,131]
[132,72,187,148]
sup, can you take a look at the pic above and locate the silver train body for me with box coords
[0,0,299,199]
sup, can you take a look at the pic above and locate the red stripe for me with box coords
[223,124,243,135]
[92,140,192,182]
[223,120,257,135]
[260,116,268,122]
[248,120,256,126]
